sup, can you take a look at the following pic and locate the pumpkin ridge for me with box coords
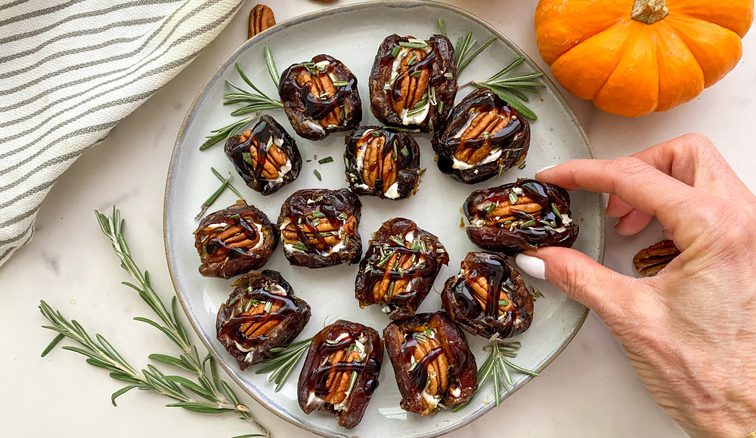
[652,23,704,111]
[665,0,754,37]
[588,22,639,101]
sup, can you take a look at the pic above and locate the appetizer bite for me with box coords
[279,54,362,140]
[224,115,301,195]
[298,320,383,429]
[633,240,680,277]
[369,34,457,132]
[433,88,530,184]
[442,252,534,339]
[194,201,278,278]
[216,270,311,369]
[277,188,362,268]
[464,179,579,253]
[344,126,422,200]
[355,218,449,319]
[383,312,477,415]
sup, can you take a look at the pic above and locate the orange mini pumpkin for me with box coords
[535,0,754,116]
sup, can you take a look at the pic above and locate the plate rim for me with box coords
[163,1,604,437]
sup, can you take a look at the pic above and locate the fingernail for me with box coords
[515,253,546,280]
[535,164,557,175]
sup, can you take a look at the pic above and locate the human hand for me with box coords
[515,134,756,437]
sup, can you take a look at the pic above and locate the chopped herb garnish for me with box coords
[241,152,253,165]
[438,100,444,114]
[338,212,348,221]
[390,45,402,58]
[263,301,273,313]
[389,235,406,247]
[498,299,510,307]
[292,242,308,251]
[518,161,527,169]
[318,156,334,164]
[332,80,348,87]
[310,211,326,219]
[485,202,497,214]
[519,220,536,229]
[387,282,395,301]
[551,203,563,221]
[399,40,428,49]
[400,147,410,158]
[508,192,519,205]
[313,169,322,181]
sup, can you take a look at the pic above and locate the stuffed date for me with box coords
[297,320,383,429]
[369,34,456,132]
[464,179,579,253]
[279,54,362,140]
[355,218,449,319]
[277,188,362,268]
[433,88,530,184]
[216,270,311,369]
[442,252,533,339]
[383,312,477,415]
[224,115,301,195]
[344,127,422,200]
[194,201,278,278]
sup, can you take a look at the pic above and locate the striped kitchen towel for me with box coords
[0,0,245,267]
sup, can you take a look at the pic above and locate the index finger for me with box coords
[536,157,701,247]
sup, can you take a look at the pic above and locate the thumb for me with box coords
[515,247,636,322]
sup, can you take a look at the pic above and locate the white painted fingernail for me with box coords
[515,254,546,280]
[535,164,557,174]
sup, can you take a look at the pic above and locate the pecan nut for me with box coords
[298,320,383,429]
[383,312,477,415]
[369,34,457,132]
[464,178,579,253]
[279,55,362,140]
[194,201,278,278]
[345,126,422,200]
[225,115,301,195]
[216,270,310,369]
[277,188,362,268]
[355,218,449,319]
[248,4,276,38]
[633,240,680,277]
[442,252,534,338]
[433,88,530,184]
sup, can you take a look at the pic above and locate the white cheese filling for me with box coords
[452,148,502,170]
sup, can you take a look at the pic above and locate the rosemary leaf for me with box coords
[196,171,233,220]
[437,18,447,36]
[456,34,496,75]
[211,167,245,200]
[313,169,322,181]
[264,46,279,87]
[318,156,334,164]
[199,116,255,151]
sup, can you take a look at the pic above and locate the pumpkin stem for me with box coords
[631,0,669,24]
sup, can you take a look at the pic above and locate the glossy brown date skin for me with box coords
[297,320,383,429]
[383,312,477,415]
[216,270,311,370]
[194,201,278,278]
[344,127,422,200]
[464,179,579,253]
[442,252,533,339]
[369,34,457,132]
[355,218,449,320]
[433,88,530,184]
[277,188,362,268]
[279,54,362,140]
[224,115,301,195]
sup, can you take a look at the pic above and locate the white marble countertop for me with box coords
[1,1,753,437]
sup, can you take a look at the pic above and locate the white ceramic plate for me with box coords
[164,2,604,437]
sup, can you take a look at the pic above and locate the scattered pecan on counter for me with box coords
[279,55,362,140]
[633,239,680,277]
[248,4,275,38]
[297,320,383,429]
[224,115,301,195]
[344,126,422,200]
[383,312,477,415]
[355,218,448,320]
[464,179,579,253]
[194,201,278,278]
[369,34,457,132]
[277,188,362,268]
[442,252,534,339]
[216,270,311,369]
[433,88,530,184]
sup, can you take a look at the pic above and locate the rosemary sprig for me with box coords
[256,338,312,392]
[199,116,255,151]
[454,31,496,76]
[211,167,245,200]
[224,63,283,117]
[437,18,447,36]
[472,57,545,120]
[39,208,269,437]
[196,170,233,220]
[453,340,538,412]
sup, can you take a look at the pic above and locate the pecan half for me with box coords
[225,115,301,195]
[248,4,275,38]
[442,252,534,339]
[383,312,477,415]
[633,240,680,277]
[369,34,457,132]
[355,218,449,320]
[216,270,310,369]
[277,188,362,268]
[433,88,530,184]
[464,179,579,253]
[345,127,422,200]
[298,320,383,429]
[194,201,278,278]
[279,55,362,140]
